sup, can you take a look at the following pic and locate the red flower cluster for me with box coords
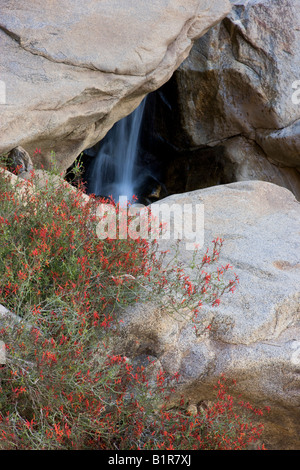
[0,166,267,450]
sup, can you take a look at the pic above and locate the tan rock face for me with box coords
[0,0,231,170]
[161,136,300,201]
[219,137,300,201]
[168,0,300,167]
[117,181,300,450]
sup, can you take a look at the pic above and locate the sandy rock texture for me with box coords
[117,181,300,449]
[0,0,231,170]
[161,0,300,197]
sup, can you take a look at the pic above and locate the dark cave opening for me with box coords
[66,76,234,204]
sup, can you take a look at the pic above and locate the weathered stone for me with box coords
[0,166,90,208]
[256,121,300,167]
[158,0,300,182]
[0,167,33,202]
[159,136,300,201]
[219,137,300,201]
[117,181,300,450]
[0,0,231,170]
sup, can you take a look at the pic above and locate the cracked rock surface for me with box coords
[0,0,231,169]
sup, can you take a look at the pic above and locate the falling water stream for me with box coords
[87,98,146,202]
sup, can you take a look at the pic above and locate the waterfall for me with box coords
[86,98,146,202]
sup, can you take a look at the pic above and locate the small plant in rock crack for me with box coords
[65,152,86,189]
[0,165,266,450]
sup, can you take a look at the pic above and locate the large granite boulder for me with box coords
[0,0,231,170]
[173,0,300,158]
[219,137,300,200]
[156,0,300,197]
[117,181,300,450]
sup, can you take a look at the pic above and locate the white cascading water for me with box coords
[87,98,146,202]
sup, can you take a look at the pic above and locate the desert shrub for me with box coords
[0,166,267,449]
